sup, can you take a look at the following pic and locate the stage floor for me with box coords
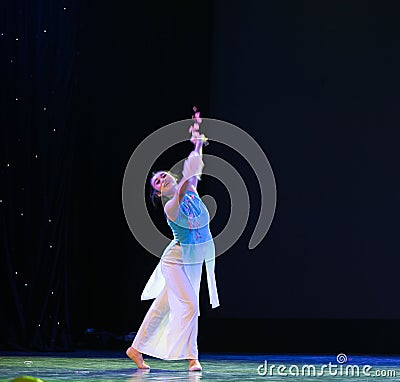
[0,351,399,381]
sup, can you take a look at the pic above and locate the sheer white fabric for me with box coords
[182,151,204,180]
[132,244,200,360]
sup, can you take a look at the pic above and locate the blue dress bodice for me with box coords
[166,190,212,245]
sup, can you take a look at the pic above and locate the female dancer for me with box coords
[126,111,219,371]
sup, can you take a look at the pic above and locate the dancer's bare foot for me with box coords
[188,359,202,371]
[126,346,150,369]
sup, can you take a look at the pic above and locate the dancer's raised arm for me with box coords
[164,134,207,221]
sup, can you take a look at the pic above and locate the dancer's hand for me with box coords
[190,132,208,145]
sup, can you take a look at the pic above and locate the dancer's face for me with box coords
[151,171,177,197]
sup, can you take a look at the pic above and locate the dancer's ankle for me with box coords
[188,359,202,371]
[126,346,150,369]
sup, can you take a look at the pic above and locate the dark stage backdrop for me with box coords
[0,1,81,350]
[207,0,400,320]
[2,0,400,353]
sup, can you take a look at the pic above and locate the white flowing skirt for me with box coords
[132,244,200,360]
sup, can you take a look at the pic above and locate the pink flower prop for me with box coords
[189,106,208,146]
[191,108,202,123]
[194,112,202,124]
